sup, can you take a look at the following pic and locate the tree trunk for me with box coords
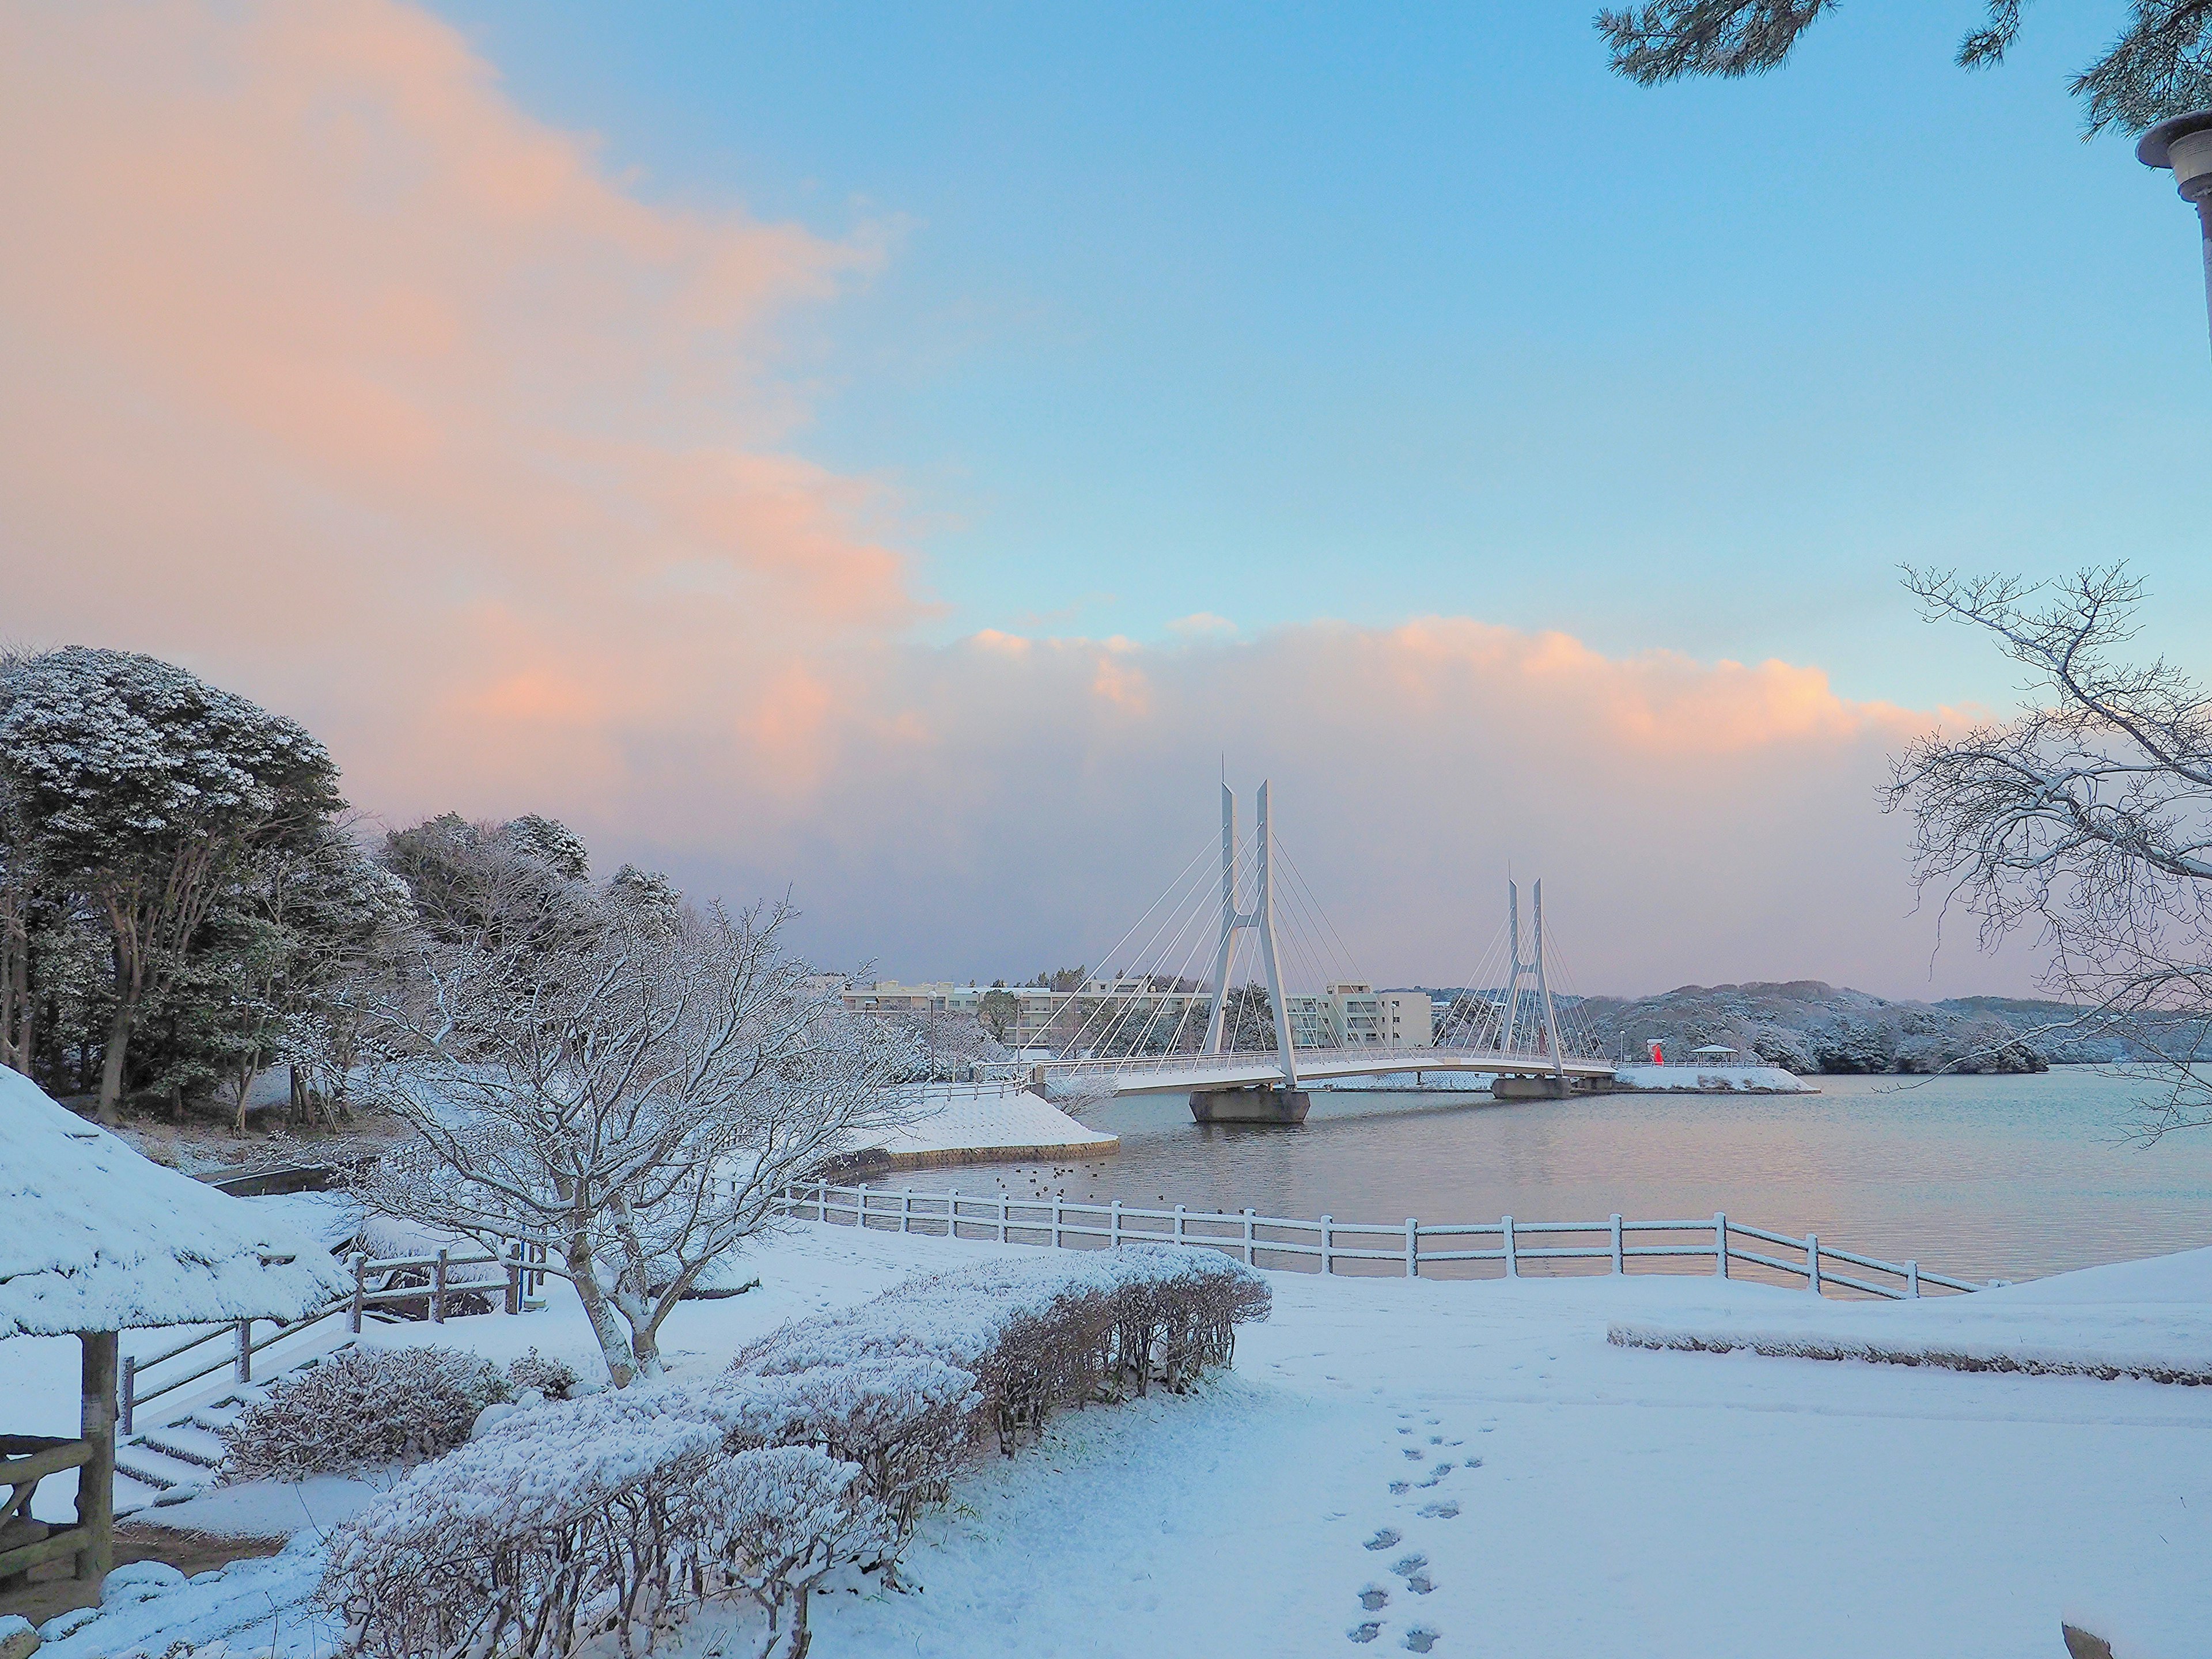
[565,1236,639,1388]
[96,961,138,1125]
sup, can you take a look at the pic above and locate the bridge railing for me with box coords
[774,1180,1988,1300]
[1026,1044,1611,1080]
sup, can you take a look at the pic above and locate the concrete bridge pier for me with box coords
[1190,1085,1310,1124]
[1491,1074,1573,1100]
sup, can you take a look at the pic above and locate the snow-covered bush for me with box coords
[733,1246,1269,1452]
[697,1445,892,1659]
[321,1251,1266,1659]
[323,1388,722,1659]
[221,1344,510,1479]
[507,1346,581,1402]
[698,1357,979,1547]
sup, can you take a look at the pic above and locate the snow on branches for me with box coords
[350,894,917,1385]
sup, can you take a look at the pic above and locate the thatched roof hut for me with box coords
[1,1066,345,1592]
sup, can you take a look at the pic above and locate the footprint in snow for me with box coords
[1428,1435,1443,1445]
[1391,1553,1426,1580]
[1405,1571,1437,1596]
[1388,1481,1411,1494]
[1403,1626,1440,1652]
[1415,1465,1451,1488]
[1402,1448,1423,1460]
[1359,1586,1389,1611]
[1349,1623,1383,1644]
[1418,1501,1459,1520]
[1364,1528,1401,1551]
[1396,1426,1412,1435]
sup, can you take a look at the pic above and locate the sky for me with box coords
[3,1,2206,999]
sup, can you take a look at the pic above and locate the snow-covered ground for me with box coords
[863,1082,1118,1166]
[1612,1246,2212,1384]
[13,1223,2211,1658]
[1612,1062,1816,1094]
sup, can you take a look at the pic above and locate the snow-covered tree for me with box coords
[353,893,915,1385]
[0,648,344,1120]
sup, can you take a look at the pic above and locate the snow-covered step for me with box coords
[112,1469,164,1519]
[136,1423,225,1471]
[114,1440,210,1495]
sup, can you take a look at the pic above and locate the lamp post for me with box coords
[2138,109,2212,354]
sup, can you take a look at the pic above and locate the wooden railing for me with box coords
[775,1180,1990,1301]
[119,1238,552,1434]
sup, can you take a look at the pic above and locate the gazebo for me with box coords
[1,1066,346,1593]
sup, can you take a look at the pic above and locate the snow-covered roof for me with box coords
[0,1066,351,1338]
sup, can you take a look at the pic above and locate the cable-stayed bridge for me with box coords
[1010,780,1616,1123]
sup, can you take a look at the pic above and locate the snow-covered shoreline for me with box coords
[1611,1062,1818,1094]
[13,1218,2211,1658]
[851,1081,1118,1168]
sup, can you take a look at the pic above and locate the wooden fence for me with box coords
[119,1238,551,1434]
[775,1180,1990,1301]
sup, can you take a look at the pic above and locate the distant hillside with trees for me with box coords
[1567,980,2143,1075]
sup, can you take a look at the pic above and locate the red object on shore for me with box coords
[1649,1040,1664,1064]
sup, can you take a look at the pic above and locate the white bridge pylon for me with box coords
[1200,780,1299,1086]
[1027,779,1615,1104]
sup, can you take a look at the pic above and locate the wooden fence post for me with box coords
[997,1194,1008,1243]
[75,1331,117,1585]
[1610,1214,1624,1276]
[900,1190,912,1234]
[234,1319,252,1383]
[432,1248,449,1324]
[1907,1260,1920,1298]
[857,1183,870,1230]
[119,1353,135,1437]
[1320,1215,1334,1275]
[1242,1208,1255,1266]
[505,1241,522,1316]
[1502,1215,1517,1279]
[1173,1204,1185,1248]
[349,1251,366,1334]
[1051,1195,1065,1249]
[1405,1218,1418,1279]
[1109,1199,1122,1249]
[944,1189,957,1240]
[1714,1213,1729,1279]
[1806,1233,1822,1297]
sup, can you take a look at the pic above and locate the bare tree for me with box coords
[1884,564,2212,1137]
[352,894,914,1386]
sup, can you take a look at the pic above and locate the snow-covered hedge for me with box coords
[321,1249,1269,1658]
[222,1345,571,1479]
[731,1244,1270,1452]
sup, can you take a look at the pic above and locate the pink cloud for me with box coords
[0,1,2022,999]
[1,0,904,820]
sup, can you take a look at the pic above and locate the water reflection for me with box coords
[885,1070,2212,1283]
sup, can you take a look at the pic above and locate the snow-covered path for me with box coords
[679,1234,2212,1658]
[17,1225,2211,1658]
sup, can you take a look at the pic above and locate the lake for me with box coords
[884,1069,2212,1284]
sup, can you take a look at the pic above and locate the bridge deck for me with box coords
[1034,1047,1614,1100]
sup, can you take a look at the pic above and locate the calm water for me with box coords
[888,1070,2212,1284]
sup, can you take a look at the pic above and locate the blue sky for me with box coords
[12,1,2204,993]
[429,0,2209,712]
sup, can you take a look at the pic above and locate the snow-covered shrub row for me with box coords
[694,1356,980,1544]
[321,1251,1267,1658]
[221,1344,573,1479]
[321,1388,726,1659]
[731,1245,1270,1453]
